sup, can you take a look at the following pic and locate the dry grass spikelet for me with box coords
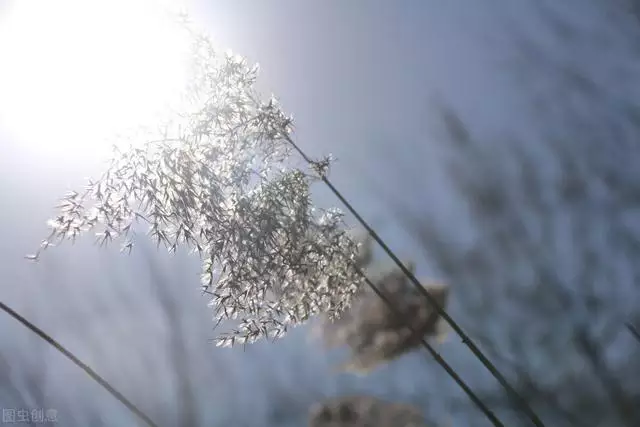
[308,395,426,427]
[319,242,450,373]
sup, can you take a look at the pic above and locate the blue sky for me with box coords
[1,1,639,426]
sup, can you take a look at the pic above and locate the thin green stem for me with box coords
[0,300,158,427]
[285,134,546,427]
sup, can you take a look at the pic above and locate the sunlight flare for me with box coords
[0,0,191,160]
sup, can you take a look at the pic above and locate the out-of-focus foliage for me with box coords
[308,395,427,427]
[388,1,640,425]
[319,236,450,374]
[31,19,365,346]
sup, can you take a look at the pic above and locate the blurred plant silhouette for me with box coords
[381,2,640,425]
[319,234,450,374]
[308,395,426,427]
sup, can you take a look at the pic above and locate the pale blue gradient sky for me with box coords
[1,1,638,426]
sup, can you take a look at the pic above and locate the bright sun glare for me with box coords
[0,0,191,160]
